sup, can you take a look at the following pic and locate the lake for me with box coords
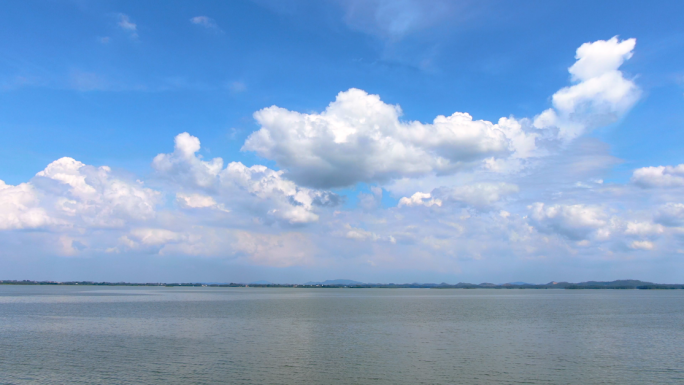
[1,286,683,384]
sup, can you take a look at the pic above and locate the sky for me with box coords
[1,0,684,284]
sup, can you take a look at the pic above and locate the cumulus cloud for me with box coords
[154,132,340,224]
[398,183,517,210]
[534,36,640,140]
[176,193,229,212]
[153,132,223,188]
[629,240,654,250]
[0,37,673,274]
[34,157,160,227]
[0,145,328,264]
[654,203,684,227]
[625,221,664,237]
[222,163,324,224]
[0,180,54,230]
[631,164,684,188]
[242,38,641,189]
[0,157,161,255]
[244,88,537,188]
[529,203,609,241]
[398,192,442,208]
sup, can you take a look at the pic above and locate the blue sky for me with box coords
[1,0,683,283]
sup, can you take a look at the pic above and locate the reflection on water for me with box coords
[1,286,683,384]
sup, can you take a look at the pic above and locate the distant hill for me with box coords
[532,280,655,289]
[3,279,682,289]
[576,280,651,287]
[304,279,365,285]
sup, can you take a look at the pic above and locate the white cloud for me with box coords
[654,203,684,227]
[222,162,340,224]
[0,157,162,256]
[399,183,517,210]
[625,221,664,236]
[35,157,160,227]
[130,228,183,246]
[243,38,641,189]
[176,193,228,212]
[118,227,232,257]
[190,16,222,32]
[398,192,442,208]
[534,37,640,140]
[153,133,341,225]
[529,203,608,241]
[1,37,677,275]
[0,180,54,230]
[344,224,381,241]
[234,231,314,267]
[244,88,537,188]
[152,132,224,188]
[629,240,654,250]
[434,182,518,209]
[631,164,684,188]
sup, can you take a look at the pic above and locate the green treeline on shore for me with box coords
[1,279,683,290]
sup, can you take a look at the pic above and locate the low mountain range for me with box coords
[304,279,365,285]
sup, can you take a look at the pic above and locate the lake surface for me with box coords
[1,286,683,384]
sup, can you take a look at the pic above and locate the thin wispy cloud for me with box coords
[69,70,108,91]
[118,13,138,38]
[190,16,223,33]
[339,0,456,41]
[228,81,246,93]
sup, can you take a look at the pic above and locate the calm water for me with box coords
[0,286,683,384]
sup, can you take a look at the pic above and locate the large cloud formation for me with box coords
[0,136,339,262]
[243,89,536,189]
[243,37,639,189]
[1,157,160,231]
[153,133,341,224]
[2,37,682,278]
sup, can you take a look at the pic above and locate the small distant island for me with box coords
[1,279,683,290]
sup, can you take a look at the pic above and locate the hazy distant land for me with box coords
[2,279,683,290]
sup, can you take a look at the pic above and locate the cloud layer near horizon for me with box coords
[3,37,682,278]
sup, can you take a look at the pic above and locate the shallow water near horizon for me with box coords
[1,286,683,384]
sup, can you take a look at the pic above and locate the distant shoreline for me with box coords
[1,280,683,290]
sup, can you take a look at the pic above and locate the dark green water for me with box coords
[1,286,683,384]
